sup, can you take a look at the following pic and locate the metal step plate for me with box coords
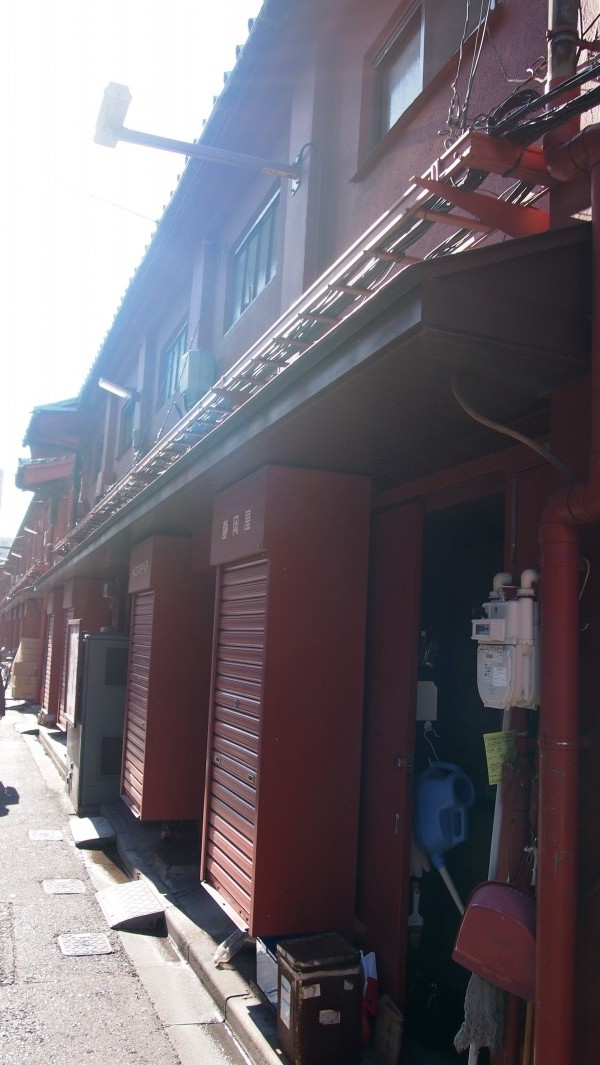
[69,815,116,848]
[95,879,166,931]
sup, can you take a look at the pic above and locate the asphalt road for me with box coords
[0,703,250,1065]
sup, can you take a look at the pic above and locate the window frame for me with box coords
[116,395,136,458]
[157,323,188,409]
[226,191,280,330]
[373,4,424,145]
[357,1,497,175]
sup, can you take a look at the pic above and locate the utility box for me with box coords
[276,933,361,1065]
[65,631,128,813]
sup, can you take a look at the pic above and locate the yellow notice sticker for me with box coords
[483,730,518,785]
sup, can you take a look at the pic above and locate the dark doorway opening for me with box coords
[404,493,505,1060]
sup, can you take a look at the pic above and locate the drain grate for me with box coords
[43,879,86,895]
[58,933,113,956]
[29,829,63,841]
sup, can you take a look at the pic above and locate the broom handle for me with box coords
[437,864,464,914]
[488,707,513,879]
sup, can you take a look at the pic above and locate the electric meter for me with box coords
[471,570,540,710]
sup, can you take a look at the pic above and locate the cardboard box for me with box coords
[373,994,403,1065]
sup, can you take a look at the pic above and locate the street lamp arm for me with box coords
[94,82,301,181]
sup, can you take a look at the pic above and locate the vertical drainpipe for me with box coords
[69,449,83,530]
[547,1,580,82]
[535,518,580,1064]
[538,125,600,1063]
[534,11,584,1061]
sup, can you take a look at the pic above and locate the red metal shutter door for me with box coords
[121,590,154,817]
[203,558,267,927]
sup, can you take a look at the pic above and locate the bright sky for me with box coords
[0,0,259,539]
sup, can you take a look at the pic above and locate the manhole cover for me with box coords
[43,879,86,895]
[29,829,63,841]
[96,880,165,930]
[69,815,116,848]
[58,933,113,956]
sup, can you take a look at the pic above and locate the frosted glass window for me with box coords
[377,8,423,139]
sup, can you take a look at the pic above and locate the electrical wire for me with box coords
[57,180,158,224]
[486,25,546,86]
[451,376,576,482]
[485,54,600,143]
[461,0,493,128]
[578,555,591,632]
[444,0,495,140]
[424,723,441,764]
[583,9,600,39]
[579,556,591,600]
[445,0,473,139]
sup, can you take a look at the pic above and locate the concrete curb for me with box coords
[103,801,281,1064]
[112,826,282,1065]
[165,906,281,1065]
[37,723,68,777]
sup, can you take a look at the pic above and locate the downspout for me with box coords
[537,124,600,1064]
[69,449,83,531]
[530,7,587,1060]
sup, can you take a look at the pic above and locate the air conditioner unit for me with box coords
[179,349,216,410]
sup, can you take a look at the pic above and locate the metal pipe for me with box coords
[537,121,600,1064]
[547,1,580,85]
[535,519,580,1063]
[114,124,301,180]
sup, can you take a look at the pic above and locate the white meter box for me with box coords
[472,574,540,710]
[477,644,515,710]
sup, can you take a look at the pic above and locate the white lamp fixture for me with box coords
[94,82,302,183]
[98,377,136,401]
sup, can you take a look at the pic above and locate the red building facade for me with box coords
[1,3,599,1061]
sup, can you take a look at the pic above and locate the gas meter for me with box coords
[471,570,540,710]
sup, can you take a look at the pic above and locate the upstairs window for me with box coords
[117,396,135,457]
[365,1,492,158]
[228,192,279,328]
[375,7,423,140]
[158,324,187,408]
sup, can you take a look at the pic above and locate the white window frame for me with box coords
[158,324,187,408]
[228,192,279,328]
[374,5,424,141]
